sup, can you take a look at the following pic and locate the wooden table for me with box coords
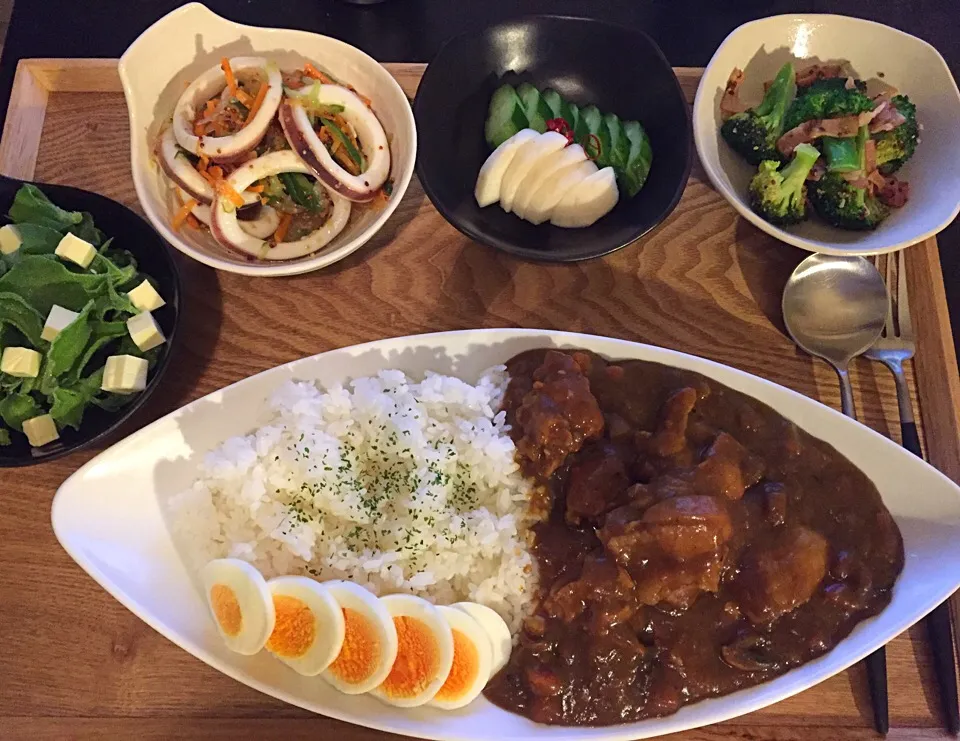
[1,60,959,741]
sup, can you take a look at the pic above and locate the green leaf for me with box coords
[0,255,109,315]
[49,386,87,430]
[0,291,46,348]
[44,299,93,380]
[8,184,83,232]
[69,213,104,248]
[0,427,10,445]
[66,321,127,384]
[0,393,41,431]
[17,223,64,255]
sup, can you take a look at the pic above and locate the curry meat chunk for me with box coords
[543,552,637,631]
[735,526,829,624]
[565,443,629,525]
[599,495,733,610]
[515,351,605,479]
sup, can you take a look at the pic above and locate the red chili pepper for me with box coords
[545,117,574,144]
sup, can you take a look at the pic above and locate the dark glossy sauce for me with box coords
[484,349,903,726]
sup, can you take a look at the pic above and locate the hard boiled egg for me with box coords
[373,594,455,707]
[550,166,619,228]
[500,131,569,212]
[429,606,493,709]
[323,580,398,694]
[452,602,512,676]
[512,143,587,219]
[264,576,345,676]
[474,129,539,207]
[200,559,275,655]
[524,159,598,225]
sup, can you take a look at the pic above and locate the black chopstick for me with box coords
[865,647,889,734]
[901,421,960,734]
[927,595,960,734]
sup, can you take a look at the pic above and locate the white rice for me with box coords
[169,366,534,632]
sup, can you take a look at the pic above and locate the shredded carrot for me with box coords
[193,121,207,136]
[245,82,270,123]
[172,198,199,230]
[198,153,210,173]
[200,165,245,208]
[247,183,264,193]
[185,213,201,229]
[222,57,239,97]
[273,213,293,243]
[205,98,217,117]
[303,63,335,84]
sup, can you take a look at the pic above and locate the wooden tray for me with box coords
[1,59,959,741]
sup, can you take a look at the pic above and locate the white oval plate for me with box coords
[693,14,960,256]
[52,329,960,740]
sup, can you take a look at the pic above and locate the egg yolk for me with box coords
[329,608,381,684]
[266,595,315,658]
[379,616,440,699]
[434,629,479,702]
[210,584,243,637]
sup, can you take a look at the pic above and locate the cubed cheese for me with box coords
[101,354,148,394]
[126,280,166,312]
[40,304,80,342]
[55,232,97,268]
[126,311,166,351]
[41,304,80,342]
[22,414,59,447]
[0,347,41,378]
[0,224,22,254]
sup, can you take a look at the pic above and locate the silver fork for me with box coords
[865,250,960,735]
[864,251,919,452]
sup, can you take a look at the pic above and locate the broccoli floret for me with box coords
[809,171,890,230]
[784,78,874,131]
[874,95,918,174]
[748,143,821,225]
[721,62,796,165]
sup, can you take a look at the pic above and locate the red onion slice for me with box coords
[210,150,351,261]
[280,84,390,202]
[172,57,283,162]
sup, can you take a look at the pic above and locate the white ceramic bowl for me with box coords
[53,329,960,740]
[119,3,417,276]
[693,14,960,255]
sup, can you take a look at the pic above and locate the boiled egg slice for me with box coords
[550,166,620,228]
[264,576,345,676]
[452,602,512,677]
[512,143,587,219]
[373,594,455,707]
[323,580,398,694]
[524,159,598,225]
[500,131,569,213]
[429,606,493,709]
[475,129,539,208]
[200,559,275,655]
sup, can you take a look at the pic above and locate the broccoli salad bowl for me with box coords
[693,14,960,255]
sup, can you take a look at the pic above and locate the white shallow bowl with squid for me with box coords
[693,14,960,255]
[120,2,416,276]
[52,328,960,740]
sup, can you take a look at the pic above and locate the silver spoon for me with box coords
[782,254,887,417]
[781,252,889,733]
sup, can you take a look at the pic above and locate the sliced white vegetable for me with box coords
[172,57,283,162]
[209,150,351,261]
[524,159,598,225]
[499,131,569,213]
[281,83,390,202]
[550,166,620,228]
[512,143,587,219]
[474,129,539,207]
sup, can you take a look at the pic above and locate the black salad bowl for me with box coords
[0,175,181,467]
[413,15,693,262]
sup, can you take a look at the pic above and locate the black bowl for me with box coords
[413,15,693,262]
[0,176,181,467]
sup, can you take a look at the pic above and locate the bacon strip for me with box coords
[720,68,747,119]
[879,176,910,207]
[777,104,887,156]
[796,63,845,88]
